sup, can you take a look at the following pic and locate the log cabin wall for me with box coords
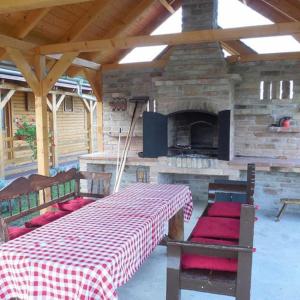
[4,91,89,176]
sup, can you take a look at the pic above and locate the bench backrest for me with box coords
[208,163,256,205]
[0,168,111,226]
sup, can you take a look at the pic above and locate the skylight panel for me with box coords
[218,0,272,28]
[119,8,182,64]
[241,36,300,54]
[218,0,300,54]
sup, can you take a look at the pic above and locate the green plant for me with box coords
[14,115,37,160]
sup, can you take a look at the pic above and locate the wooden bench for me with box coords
[275,198,300,221]
[0,168,111,243]
[166,164,256,300]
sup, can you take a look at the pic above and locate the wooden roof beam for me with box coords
[0,34,35,52]
[102,59,167,71]
[221,40,257,55]
[227,51,300,63]
[38,22,300,55]
[0,0,94,14]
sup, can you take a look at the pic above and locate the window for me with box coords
[260,80,294,101]
[64,96,74,112]
[25,93,35,111]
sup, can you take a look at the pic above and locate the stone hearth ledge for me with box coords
[79,153,300,175]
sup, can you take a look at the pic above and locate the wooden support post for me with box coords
[51,94,58,167]
[83,69,103,152]
[0,89,16,179]
[34,55,50,176]
[88,101,96,153]
[0,95,4,179]
[6,48,78,176]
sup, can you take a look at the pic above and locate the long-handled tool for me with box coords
[114,96,149,193]
[115,127,122,186]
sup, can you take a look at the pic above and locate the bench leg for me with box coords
[166,245,181,300]
[275,203,287,222]
[168,208,184,240]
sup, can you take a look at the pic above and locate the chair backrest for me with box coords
[75,171,111,198]
[208,163,256,204]
[246,163,256,205]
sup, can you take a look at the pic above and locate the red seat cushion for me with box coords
[192,216,240,240]
[207,202,241,218]
[182,237,238,272]
[8,227,33,240]
[25,210,70,228]
[56,197,95,212]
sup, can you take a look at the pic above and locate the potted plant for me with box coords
[14,116,37,160]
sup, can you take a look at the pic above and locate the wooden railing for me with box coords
[3,132,90,169]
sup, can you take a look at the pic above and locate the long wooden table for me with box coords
[0,183,193,299]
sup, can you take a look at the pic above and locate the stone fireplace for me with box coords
[141,0,240,161]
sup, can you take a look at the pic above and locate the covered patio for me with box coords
[1,0,300,299]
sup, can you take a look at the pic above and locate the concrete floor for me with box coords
[118,203,300,300]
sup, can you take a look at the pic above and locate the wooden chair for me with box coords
[208,163,255,205]
[275,198,300,221]
[166,164,256,300]
[0,168,111,243]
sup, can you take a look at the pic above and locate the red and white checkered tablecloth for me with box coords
[0,183,193,300]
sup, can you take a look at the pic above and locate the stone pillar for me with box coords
[182,0,218,31]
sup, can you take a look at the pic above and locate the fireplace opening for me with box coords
[142,110,230,160]
[168,110,218,157]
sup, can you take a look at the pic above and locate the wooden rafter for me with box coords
[0,0,94,14]
[86,0,157,62]
[83,69,102,101]
[261,0,300,21]
[240,0,300,42]
[13,8,50,39]
[6,47,40,95]
[43,52,79,94]
[221,40,256,55]
[227,51,300,63]
[39,22,300,54]
[59,0,111,42]
[159,0,176,14]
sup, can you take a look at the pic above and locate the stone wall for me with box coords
[102,67,162,155]
[232,60,300,158]
[241,170,300,213]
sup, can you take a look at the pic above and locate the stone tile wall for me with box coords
[232,61,300,158]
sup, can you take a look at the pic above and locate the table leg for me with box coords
[168,208,184,240]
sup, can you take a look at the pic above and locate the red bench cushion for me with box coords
[25,210,70,228]
[8,227,33,240]
[192,216,240,240]
[182,237,238,272]
[56,197,95,212]
[207,202,241,218]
